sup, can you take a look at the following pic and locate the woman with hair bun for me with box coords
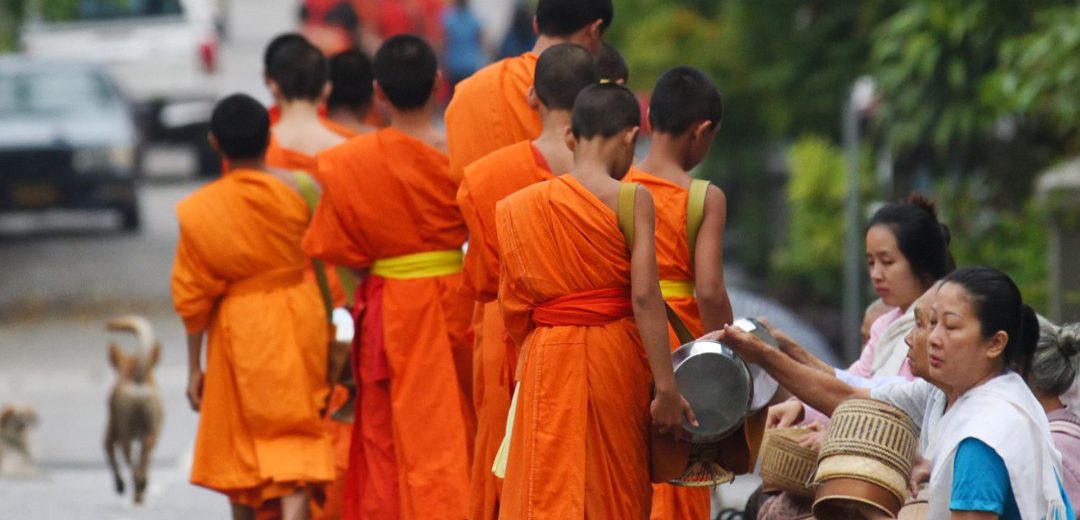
[1031,320,1080,509]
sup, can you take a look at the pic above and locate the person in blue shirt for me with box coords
[442,0,485,88]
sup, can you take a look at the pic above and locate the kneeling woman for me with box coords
[717,266,1073,519]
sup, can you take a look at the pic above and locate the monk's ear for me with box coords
[432,70,445,98]
[532,16,539,36]
[623,126,640,148]
[266,78,281,100]
[587,19,604,52]
[527,86,539,110]
[692,120,713,143]
[564,127,577,153]
[207,133,220,154]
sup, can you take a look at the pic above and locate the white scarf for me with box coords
[870,306,915,378]
[926,372,1066,519]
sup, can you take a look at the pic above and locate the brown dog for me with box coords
[0,403,39,477]
[105,315,164,505]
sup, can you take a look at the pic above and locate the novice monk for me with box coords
[495,83,696,519]
[301,35,472,520]
[324,48,379,137]
[625,66,734,520]
[597,41,629,85]
[456,43,598,520]
[263,35,346,179]
[445,0,614,183]
[172,94,333,520]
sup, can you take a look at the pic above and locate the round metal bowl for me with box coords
[671,339,752,444]
[733,317,781,411]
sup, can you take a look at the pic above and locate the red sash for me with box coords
[532,287,633,327]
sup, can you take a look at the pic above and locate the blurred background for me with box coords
[0,0,1078,517]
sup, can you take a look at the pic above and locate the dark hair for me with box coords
[327,49,374,110]
[536,0,613,37]
[263,32,307,71]
[374,34,437,110]
[867,193,954,288]
[1032,320,1080,396]
[534,43,599,112]
[943,266,1039,377]
[597,41,628,84]
[211,94,270,160]
[571,83,640,139]
[648,66,723,135]
[266,37,327,101]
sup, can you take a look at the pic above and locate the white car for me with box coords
[20,0,223,177]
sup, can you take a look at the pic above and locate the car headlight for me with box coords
[72,147,135,174]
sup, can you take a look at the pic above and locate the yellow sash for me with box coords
[370,250,463,280]
[659,279,695,299]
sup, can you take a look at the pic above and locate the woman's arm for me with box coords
[709,325,870,416]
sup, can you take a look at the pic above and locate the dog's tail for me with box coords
[106,315,156,354]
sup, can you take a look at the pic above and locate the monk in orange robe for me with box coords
[625,67,734,520]
[444,0,615,183]
[324,49,380,137]
[172,94,333,520]
[456,43,598,520]
[302,36,471,520]
[495,84,695,519]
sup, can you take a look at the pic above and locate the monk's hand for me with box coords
[186,370,204,412]
[715,323,769,365]
[651,389,697,436]
[766,400,805,428]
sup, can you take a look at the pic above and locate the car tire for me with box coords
[120,204,141,232]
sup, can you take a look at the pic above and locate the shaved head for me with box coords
[534,43,599,112]
[649,66,723,135]
[374,34,438,110]
[572,83,640,139]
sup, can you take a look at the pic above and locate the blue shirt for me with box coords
[442,7,484,80]
[952,437,1075,519]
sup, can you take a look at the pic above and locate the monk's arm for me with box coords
[631,188,696,430]
[630,188,675,393]
[695,185,734,332]
[711,326,869,416]
[186,331,205,411]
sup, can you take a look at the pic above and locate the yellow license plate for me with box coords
[10,184,59,207]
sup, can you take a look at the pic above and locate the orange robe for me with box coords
[457,141,554,520]
[445,52,541,184]
[624,169,711,520]
[496,176,653,519]
[171,169,334,508]
[265,134,353,520]
[302,128,472,520]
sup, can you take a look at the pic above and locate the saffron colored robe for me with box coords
[444,52,541,183]
[171,169,334,507]
[457,141,554,520]
[302,128,472,520]
[625,169,766,519]
[496,176,654,519]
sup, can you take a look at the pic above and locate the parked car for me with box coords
[20,0,221,178]
[0,58,141,231]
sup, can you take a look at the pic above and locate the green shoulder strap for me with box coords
[293,171,334,322]
[616,182,696,345]
[686,179,710,271]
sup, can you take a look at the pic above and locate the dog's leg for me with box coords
[104,427,124,495]
[132,429,159,505]
[280,488,311,520]
[230,503,255,520]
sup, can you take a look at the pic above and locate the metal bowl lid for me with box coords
[672,340,752,442]
[733,318,781,411]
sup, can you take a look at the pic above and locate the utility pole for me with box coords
[841,78,874,362]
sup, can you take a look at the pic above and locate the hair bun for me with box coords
[1059,323,1080,359]
[907,192,939,218]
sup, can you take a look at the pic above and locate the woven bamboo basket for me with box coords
[812,399,918,519]
[760,427,819,497]
[897,498,928,520]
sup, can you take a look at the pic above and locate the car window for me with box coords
[0,70,120,116]
[42,0,183,22]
